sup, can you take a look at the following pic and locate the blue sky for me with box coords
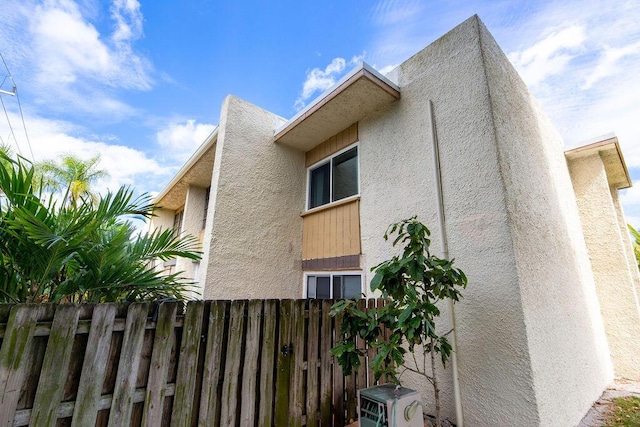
[0,0,639,225]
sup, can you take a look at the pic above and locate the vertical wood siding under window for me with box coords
[302,199,361,260]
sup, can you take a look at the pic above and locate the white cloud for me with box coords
[111,0,143,44]
[508,25,586,87]
[583,41,640,89]
[0,0,153,119]
[370,0,423,26]
[294,55,365,111]
[155,120,216,163]
[0,111,167,195]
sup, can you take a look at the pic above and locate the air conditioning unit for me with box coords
[358,384,423,427]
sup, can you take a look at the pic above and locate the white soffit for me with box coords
[274,63,400,151]
[565,134,632,189]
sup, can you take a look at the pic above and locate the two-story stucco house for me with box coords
[149,15,640,426]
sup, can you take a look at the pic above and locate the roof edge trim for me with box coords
[274,62,400,140]
[154,126,219,204]
[565,134,632,189]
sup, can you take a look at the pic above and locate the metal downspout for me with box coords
[428,100,464,427]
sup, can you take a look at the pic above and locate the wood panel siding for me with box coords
[302,198,361,260]
[305,123,358,167]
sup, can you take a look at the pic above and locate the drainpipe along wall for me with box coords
[428,100,464,427]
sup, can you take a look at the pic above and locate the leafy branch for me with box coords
[331,217,467,426]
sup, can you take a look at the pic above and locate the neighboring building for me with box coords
[149,16,640,426]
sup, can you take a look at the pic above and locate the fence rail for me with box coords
[0,299,386,426]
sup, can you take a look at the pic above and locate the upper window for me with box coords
[306,273,362,299]
[308,146,358,209]
[173,209,184,234]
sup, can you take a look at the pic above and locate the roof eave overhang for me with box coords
[565,134,632,189]
[154,127,218,209]
[274,63,400,151]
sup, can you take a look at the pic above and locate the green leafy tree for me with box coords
[331,217,467,426]
[38,154,109,206]
[628,224,640,270]
[0,152,201,303]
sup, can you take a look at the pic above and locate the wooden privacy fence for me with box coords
[0,299,387,426]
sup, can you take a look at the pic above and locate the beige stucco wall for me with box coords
[147,207,175,273]
[175,185,208,297]
[568,153,640,380]
[200,95,306,299]
[478,19,614,426]
[148,207,175,233]
[358,16,612,426]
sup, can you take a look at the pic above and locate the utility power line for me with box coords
[0,51,34,161]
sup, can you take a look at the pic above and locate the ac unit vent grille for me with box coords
[357,384,423,427]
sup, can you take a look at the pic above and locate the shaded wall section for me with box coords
[360,16,539,426]
[568,152,640,380]
[201,95,306,299]
[479,17,613,426]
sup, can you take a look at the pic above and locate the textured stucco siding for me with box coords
[568,154,640,380]
[201,95,306,299]
[176,185,207,296]
[360,16,538,426]
[147,208,175,274]
[148,207,175,233]
[479,20,613,426]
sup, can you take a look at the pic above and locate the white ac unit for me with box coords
[358,384,423,427]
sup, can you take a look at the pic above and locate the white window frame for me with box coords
[305,142,360,211]
[303,271,363,299]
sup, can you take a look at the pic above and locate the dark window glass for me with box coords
[332,147,358,201]
[333,276,342,299]
[307,274,362,299]
[309,162,330,209]
[316,276,331,299]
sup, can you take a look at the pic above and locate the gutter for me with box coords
[428,100,464,426]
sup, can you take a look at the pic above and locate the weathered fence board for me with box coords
[0,298,386,426]
[319,300,333,426]
[0,305,41,427]
[198,300,227,426]
[274,299,293,426]
[31,304,80,426]
[72,304,116,427]
[141,301,177,427]
[170,301,204,427]
[108,303,149,427]
[239,300,261,426]
[306,299,320,427]
[333,311,346,427]
[258,299,277,427]
[220,300,246,426]
[291,299,306,425]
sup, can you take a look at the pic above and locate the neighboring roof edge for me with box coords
[153,126,219,205]
[565,134,632,189]
[274,62,400,140]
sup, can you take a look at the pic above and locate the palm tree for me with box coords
[0,151,201,303]
[38,154,109,206]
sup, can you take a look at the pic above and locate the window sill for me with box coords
[301,195,360,217]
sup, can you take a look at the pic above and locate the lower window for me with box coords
[306,273,362,299]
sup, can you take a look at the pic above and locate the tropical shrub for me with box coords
[0,153,200,303]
